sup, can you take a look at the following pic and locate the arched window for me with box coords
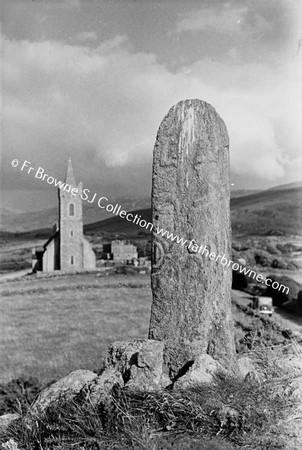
[69,203,74,216]
[70,230,73,236]
[71,255,74,265]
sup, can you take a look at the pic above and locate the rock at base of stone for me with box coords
[87,368,124,406]
[28,367,125,422]
[106,340,146,377]
[237,355,255,377]
[106,339,171,391]
[174,354,226,389]
[29,370,98,417]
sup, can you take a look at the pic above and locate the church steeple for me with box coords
[59,158,84,271]
[65,157,76,186]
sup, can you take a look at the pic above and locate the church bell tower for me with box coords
[59,158,84,271]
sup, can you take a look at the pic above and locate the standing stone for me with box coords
[148,99,237,378]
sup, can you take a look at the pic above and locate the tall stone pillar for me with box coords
[148,99,237,377]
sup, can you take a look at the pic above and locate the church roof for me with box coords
[43,230,59,249]
[65,157,77,186]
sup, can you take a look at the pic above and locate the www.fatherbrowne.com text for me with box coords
[12,159,290,295]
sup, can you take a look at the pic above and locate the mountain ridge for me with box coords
[2,185,301,238]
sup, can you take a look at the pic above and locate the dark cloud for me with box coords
[1,0,301,211]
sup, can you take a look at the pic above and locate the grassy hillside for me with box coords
[2,184,301,237]
[87,186,302,237]
[0,197,151,232]
[230,186,302,236]
[85,208,152,237]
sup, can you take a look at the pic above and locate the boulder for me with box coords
[87,368,124,406]
[127,340,171,391]
[106,339,171,391]
[106,340,145,378]
[30,370,97,417]
[275,243,286,254]
[271,258,287,269]
[266,245,280,255]
[237,355,258,380]
[174,354,226,389]
[238,258,246,266]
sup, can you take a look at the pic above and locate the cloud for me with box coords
[76,31,97,42]
[1,33,301,200]
[176,0,272,40]
[176,5,248,34]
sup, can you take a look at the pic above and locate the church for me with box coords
[32,159,96,272]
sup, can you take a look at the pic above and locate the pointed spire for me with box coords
[65,157,76,186]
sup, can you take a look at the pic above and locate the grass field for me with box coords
[0,270,300,386]
[0,273,152,384]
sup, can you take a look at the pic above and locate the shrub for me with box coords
[265,274,301,306]
[266,245,280,255]
[254,251,271,267]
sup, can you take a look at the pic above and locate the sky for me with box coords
[1,0,302,212]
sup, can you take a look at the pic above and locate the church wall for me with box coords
[42,239,55,272]
[83,238,96,270]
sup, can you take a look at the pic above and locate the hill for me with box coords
[267,181,302,191]
[230,186,302,236]
[85,186,302,238]
[1,185,301,239]
[230,189,261,198]
[0,197,151,233]
[85,208,152,237]
[3,188,284,233]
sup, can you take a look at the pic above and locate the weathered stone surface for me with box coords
[149,99,237,376]
[127,340,171,391]
[237,355,256,379]
[106,339,171,391]
[174,354,226,389]
[30,370,97,416]
[0,413,19,434]
[87,368,124,405]
[237,355,263,383]
[106,340,145,376]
